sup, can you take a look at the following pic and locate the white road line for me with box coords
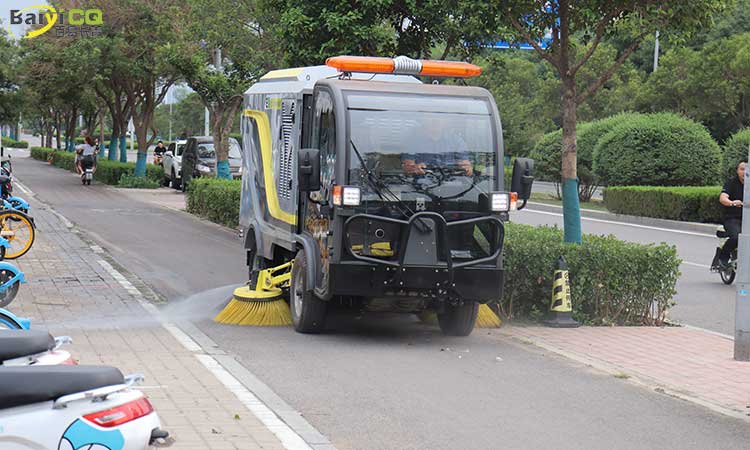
[524,208,715,238]
[682,261,711,269]
[96,258,315,450]
[14,180,31,195]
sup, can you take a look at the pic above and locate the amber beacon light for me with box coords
[325,55,482,78]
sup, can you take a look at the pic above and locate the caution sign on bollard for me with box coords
[543,256,580,328]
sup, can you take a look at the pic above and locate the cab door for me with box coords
[302,88,336,292]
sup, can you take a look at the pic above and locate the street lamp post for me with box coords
[736,143,750,360]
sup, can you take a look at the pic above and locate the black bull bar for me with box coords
[341,212,505,296]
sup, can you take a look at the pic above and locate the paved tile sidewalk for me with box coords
[10,203,286,449]
[501,325,750,417]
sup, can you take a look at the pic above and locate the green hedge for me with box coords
[603,186,723,223]
[2,137,29,148]
[186,178,241,228]
[594,113,721,186]
[31,147,164,186]
[502,223,680,325]
[722,129,750,178]
[530,114,640,201]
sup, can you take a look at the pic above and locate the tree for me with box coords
[152,92,207,139]
[166,0,272,178]
[498,0,728,243]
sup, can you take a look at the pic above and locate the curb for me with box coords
[526,201,718,235]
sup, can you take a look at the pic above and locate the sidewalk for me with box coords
[499,325,750,419]
[11,202,289,449]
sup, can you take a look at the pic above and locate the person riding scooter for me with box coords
[76,136,98,184]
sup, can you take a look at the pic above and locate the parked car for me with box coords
[162,139,187,189]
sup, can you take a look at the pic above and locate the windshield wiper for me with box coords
[350,140,431,233]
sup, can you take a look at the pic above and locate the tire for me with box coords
[162,176,170,187]
[0,311,23,329]
[721,267,736,285]
[0,268,19,308]
[438,301,479,336]
[290,249,327,333]
[171,169,181,190]
[0,210,35,259]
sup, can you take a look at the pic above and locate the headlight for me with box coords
[490,193,510,212]
[197,164,211,173]
[333,185,361,206]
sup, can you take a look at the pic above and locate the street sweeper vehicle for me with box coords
[220,55,534,335]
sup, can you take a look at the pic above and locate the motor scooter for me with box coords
[80,155,95,186]
[0,365,170,449]
[0,329,74,366]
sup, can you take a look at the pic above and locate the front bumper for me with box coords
[334,211,505,302]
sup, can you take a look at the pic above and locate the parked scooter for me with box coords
[0,365,169,449]
[711,227,737,284]
[0,329,74,366]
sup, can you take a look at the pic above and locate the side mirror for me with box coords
[165,151,173,157]
[510,157,534,210]
[298,148,321,192]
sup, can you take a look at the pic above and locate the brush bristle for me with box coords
[214,297,292,326]
[475,304,502,328]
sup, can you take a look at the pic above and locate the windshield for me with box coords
[347,93,496,213]
[196,138,242,159]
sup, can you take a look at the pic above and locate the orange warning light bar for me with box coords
[325,55,482,78]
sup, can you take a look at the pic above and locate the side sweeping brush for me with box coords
[214,262,293,326]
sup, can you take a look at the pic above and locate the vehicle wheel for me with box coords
[0,269,19,308]
[162,176,170,187]
[86,179,91,186]
[438,301,479,336]
[290,249,327,333]
[0,210,35,259]
[171,169,181,190]
[721,267,736,285]
[0,311,23,329]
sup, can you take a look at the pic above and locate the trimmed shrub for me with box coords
[186,178,241,228]
[603,186,723,223]
[31,147,55,161]
[118,174,160,189]
[722,129,750,178]
[502,222,681,325]
[530,113,640,201]
[2,137,29,148]
[594,113,721,187]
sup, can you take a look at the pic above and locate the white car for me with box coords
[162,140,187,189]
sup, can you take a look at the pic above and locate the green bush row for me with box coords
[30,146,163,186]
[2,137,29,148]
[502,223,680,325]
[186,178,241,228]
[603,186,723,223]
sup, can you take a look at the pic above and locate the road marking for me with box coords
[14,180,31,195]
[524,208,715,238]
[682,261,711,269]
[96,258,319,450]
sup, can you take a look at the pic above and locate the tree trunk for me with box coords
[560,77,582,244]
[134,125,149,177]
[108,114,120,161]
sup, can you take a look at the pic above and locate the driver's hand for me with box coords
[403,160,426,175]
[734,200,744,207]
[458,160,473,176]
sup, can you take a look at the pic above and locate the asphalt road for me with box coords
[11,152,750,449]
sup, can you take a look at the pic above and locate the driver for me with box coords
[718,161,746,267]
[401,117,473,176]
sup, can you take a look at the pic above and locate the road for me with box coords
[10,152,750,450]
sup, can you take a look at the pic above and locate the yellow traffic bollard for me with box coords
[543,256,580,328]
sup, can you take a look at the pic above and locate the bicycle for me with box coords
[711,227,737,285]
